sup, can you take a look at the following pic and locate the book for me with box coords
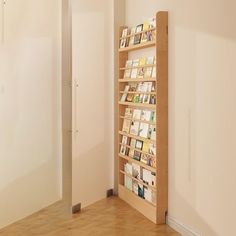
[139,122,149,138]
[140,153,149,165]
[142,142,149,153]
[133,150,141,161]
[124,108,133,119]
[142,169,152,185]
[141,22,149,44]
[133,180,139,195]
[124,69,132,78]
[148,156,156,168]
[128,138,136,158]
[134,24,143,45]
[130,59,140,78]
[150,111,156,123]
[144,67,153,78]
[144,187,152,203]
[151,67,156,78]
[135,140,143,150]
[126,83,136,102]
[125,60,133,68]
[120,85,130,102]
[133,94,140,103]
[151,172,156,186]
[148,144,156,156]
[130,121,140,136]
[132,163,141,179]
[120,28,129,48]
[146,56,155,65]
[124,163,133,191]
[150,95,156,105]
[148,125,156,140]
[141,110,152,122]
[122,119,131,133]
[129,27,136,46]
[120,136,128,155]
[139,57,147,66]
[138,183,144,198]
[132,109,142,120]
[137,67,145,79]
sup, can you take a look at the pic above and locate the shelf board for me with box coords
[119,41,156,52]
[120,170,156,191]
[120,64,156,70]
[120,116,156,126]
[118,185,157,223]
[120,91,156,95]
[119,102,156,109]
[120,27,156,40]
[119,78,156,83]
[119,153,156,173]
[119,131,156,144]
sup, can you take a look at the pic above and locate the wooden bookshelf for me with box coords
[117,11,168,224]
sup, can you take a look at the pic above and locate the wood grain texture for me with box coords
[0,197,180,236]
[156,11,168,224]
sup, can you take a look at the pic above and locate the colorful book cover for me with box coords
[140,153,149,165]
[142,142,149,153]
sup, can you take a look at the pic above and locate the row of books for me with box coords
[122,111,156,140]
[123,107,156,123]
[120,18,156,48]
[123,57,156,79]
[120,136,156,168]
[120,82,156,105]
[124,162,156,205]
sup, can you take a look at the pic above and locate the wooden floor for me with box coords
[0,197,180,236]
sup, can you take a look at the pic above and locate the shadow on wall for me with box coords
[0,159,60,229]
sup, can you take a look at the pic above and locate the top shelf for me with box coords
[120,27,156,40]
[119,41,156,53]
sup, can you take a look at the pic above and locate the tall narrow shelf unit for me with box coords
[117,12,168,224]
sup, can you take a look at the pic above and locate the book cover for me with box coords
[133,150,141,161]
[134,24,143,45]
[132,109,142,120]
[130,121,140,136]
[150,111,156,123]
[141,31,148,43]
[132,163,141,179]
[135,140,143,150]
[140,153,149,165]
[139,57,147,66]
[122,119,131,133]
[148,144,156,156]
[138,183,144,198]
[120,85,130,102]
[125,176,133,191]
[142,142,149,153]
[125,59,133,68]
[124,69,132,78]
[133,180,139,195]
[150,95,156,105]
[142,168,152,185]
[124,162,132,175]
[121,135,128,145]
[129,27,136,46]
[124,108,133,119]
[151,67,156,78]
[120,145,126,156]
[141,110,152,122]
[144,67,153,78]
[144,187,152,203]
[130,59,140,78]
[139,122,149,138]
[151,172,156,186]
[148,125,156,140]
[137,67,145,79]
[120,28,129,48]
[120,136,128,156]
[148,156,156,168]
[146,56,155,65]
[133,94,140,103]
[128,138,136,158]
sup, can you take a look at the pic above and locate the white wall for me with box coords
[125,0,236,235]
[0,0,62,228]
[71,0,114,207]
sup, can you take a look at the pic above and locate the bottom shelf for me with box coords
[118,184,156,224]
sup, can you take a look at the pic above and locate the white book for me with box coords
[139,123,149,138]
[133,180,139,195]
[149,125,156,141]
[125,60,133,68]
[141,110,152,122]
[132,163,141,180]
[120,85,130,102]
[146,56,155,65]
[144,187,152,203]
[132,109,142,120]
[125,162,133,175]
[130,121,140,136]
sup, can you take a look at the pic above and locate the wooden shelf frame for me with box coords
[116,11,168,225]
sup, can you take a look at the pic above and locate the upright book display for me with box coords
[117,11,168,224]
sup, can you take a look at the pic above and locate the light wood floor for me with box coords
[0,197,180,236]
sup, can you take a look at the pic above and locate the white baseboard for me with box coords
[167,216,201,236]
